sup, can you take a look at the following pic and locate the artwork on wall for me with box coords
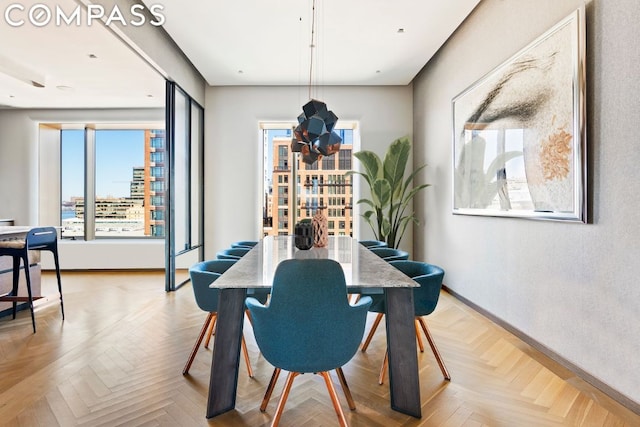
[452,6,586,222]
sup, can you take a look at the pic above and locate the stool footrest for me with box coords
[0,296,43,302]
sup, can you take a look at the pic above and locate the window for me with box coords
[262,123,357,237]
[60,127,165,239]
[61,130,85,238]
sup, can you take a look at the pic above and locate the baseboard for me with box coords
[442,285,640,416]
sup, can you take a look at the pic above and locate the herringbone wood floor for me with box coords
[0,271,637,426]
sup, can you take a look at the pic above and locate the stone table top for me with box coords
[212,235,418,290]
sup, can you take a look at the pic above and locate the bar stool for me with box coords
[0,227,64,333]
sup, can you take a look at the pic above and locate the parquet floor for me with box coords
[0,271,638,426]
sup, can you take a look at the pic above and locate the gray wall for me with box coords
[413,0,639,405]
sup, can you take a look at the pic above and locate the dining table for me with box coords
[205,235,423,419]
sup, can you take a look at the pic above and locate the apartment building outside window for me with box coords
[262,125,357,237]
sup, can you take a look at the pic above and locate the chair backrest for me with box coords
[359,240,388,249]
[389,260,445,316]
[189,259,237,312]
[370,247,410,262]
[216,247,250,260]
[26,227,58,251]
[231,240,258,249]
[246,259,372,373]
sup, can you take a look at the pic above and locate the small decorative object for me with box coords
[312,209,328,248]
[294,220,314,250]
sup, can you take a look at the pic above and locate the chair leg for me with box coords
[417,317,451,380]
[22,254,36,333]
[241,335,253,378]
[320,371,348,427]
[261,367,281,411]
[361,313,384,352]
[183,313,214,375]
[53,250,64,320]
[378,349,388,385]
[11,256,19,319]
[203,315,217,348]
[271,371,298,427]
[335,367,356,410]
[415,319,425,352]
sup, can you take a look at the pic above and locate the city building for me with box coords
[268,135,353,237]
[144,129,166,237]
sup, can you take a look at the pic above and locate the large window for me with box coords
[261,123,358,237]
[60,127,165,239]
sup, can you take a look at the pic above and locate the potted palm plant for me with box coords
[347,136,430,249]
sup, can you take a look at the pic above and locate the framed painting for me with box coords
[452,6,587,222]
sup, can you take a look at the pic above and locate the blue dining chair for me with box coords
[361,260,450,384]
[369,247,410,262]
[216,247,251,260]
[231,240,258,249]
[0,227,64,333]
[183,259,267,376]
[246,259,372,427]
[359,239,388,249]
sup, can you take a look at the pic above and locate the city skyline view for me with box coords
[61,129,145,202]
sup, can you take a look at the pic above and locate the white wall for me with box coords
[204,85,413,258]
[413,0,639,406]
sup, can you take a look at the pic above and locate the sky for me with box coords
[61,129,145,201]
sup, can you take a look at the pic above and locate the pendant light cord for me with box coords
[308,0,317,100]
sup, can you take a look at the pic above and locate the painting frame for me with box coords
[451,6,587,222]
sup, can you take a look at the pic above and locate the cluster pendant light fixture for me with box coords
[291,0,341,165]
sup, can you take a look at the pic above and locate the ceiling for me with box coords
[0,0,481,109]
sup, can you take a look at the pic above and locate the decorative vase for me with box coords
[294,221,314,250]
[312,209,328,247]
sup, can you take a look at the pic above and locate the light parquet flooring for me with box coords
[0,271,638,427]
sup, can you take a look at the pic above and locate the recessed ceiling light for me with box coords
[56,85,73,91]
[397,28,405,34]
[376,70,381,74]
[9,95,15,98]
[147,94,154,97]
[88,54,98,59]
[238,70,244,74]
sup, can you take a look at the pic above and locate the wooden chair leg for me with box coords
[417,317,451,380]
[415,319,425,352]
[271,372,298,427]
[261,368,281,411]
[203,315,217,348]
[361,313,384,352]
[335,367,355,410]
[241,335,253,378]
[378,349,388,385]
[320,371,348,427]
[183,313,214,375]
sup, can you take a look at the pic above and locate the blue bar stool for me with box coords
[0,227,63,332]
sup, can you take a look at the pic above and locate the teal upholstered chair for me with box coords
[369,247,409,262]
[231,240,258,249]
[246,259,372,427]
[216,247,250,260]
[359,239,388,249]
[361,260,450,384]
[183,259,267,376]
